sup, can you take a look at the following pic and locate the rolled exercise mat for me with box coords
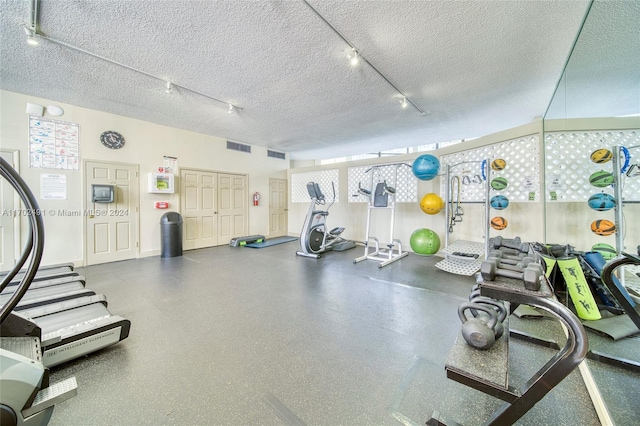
[557,256,602,321]
[584,251,635,307]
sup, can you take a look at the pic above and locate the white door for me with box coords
[218,174,248,244]
[181,169,217,250]
[0,151,19,271]
[269,178,288,237]
[85,161,139,265]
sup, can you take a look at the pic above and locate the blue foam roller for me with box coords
[584,251,635,307]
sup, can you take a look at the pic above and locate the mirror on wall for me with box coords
[543,1,640,424]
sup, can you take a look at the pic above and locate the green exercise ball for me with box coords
[410,228,441,256]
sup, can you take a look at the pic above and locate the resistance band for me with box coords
[449,176,462,233]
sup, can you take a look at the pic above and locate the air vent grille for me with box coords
[267,150,285,160]
[227,141,251,153]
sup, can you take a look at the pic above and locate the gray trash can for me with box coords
[160,212,183,258]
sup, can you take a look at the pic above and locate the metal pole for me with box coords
[445,164,451,249]
[484,159,491,259]
[612,146,624,254]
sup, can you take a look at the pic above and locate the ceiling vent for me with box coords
[267,150,286,160]
[227,140,251,153]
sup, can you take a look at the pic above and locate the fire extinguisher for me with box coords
[253,192,260,206]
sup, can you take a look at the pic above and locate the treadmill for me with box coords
[5,268,79,286]
[2,280,131,366]
[15,295,131,368]
[3,274,86,291]
[0,160,131,371]
[1,262,74,279]
[1,156,78,425]
[1,281,95,311]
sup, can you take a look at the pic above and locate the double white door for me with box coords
[180,169,247,249]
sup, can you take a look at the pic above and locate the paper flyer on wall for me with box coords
[29,116,80,171]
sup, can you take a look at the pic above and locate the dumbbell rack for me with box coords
[428,276,588,425]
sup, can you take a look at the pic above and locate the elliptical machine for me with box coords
[296,182,355,258]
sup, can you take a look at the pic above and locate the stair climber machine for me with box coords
[1,160,131,370]
[0,157,77,425]
[296,182,356,259]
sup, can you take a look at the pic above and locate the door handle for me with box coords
[88,215,95,218]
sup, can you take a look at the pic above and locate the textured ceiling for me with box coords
[1,0,596,159]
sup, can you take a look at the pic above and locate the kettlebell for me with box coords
[458,302,499,350]
[468,287,481,301]
[471,297,507,339]
[467,287,482,317]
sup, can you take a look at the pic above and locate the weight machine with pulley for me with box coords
[443,159,491,258]
[354,163,410,268]
[434,160,491,275]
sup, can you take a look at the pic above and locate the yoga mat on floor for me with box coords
[244,236,298,248]
[582,314,640,340]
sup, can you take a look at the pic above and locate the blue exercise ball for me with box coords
[588,193,616,211]
[412,154,440,181]
[490,195,509,210]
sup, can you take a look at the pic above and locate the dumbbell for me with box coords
[502,241,530,254]
[490,236,530,254]
[458,302,499,350]
[489,249,527,261]
[494,253,547,273]
[480,259,544,291]
[486,256,537,269]
[489,236,521,250]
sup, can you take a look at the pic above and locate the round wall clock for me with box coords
[100,131,126,149]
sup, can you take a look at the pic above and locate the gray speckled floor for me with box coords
[47,244,602,425]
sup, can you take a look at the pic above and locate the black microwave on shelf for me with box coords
[91,184,115,203]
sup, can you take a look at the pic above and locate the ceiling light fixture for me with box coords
[27,33,39,46]
[21,24,39,46]
[228,104,235,114]
[400,96,408,109]
[23,31,243,113]
[348,48,359,67]
[18,0,242,114]
[302,0,427,116]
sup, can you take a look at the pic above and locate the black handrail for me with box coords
[0,157,45,325]
[600,252,640,331]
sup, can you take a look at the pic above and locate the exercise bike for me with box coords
[296,182,356,258]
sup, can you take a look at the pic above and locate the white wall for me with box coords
[543,117,640,252]
[0,90,288,266]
